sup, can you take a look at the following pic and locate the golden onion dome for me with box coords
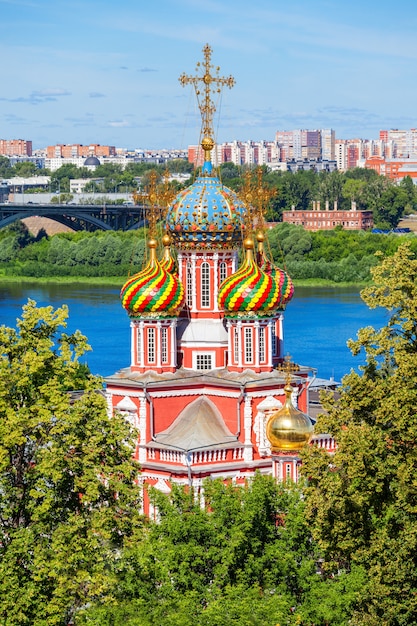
[266,383,314,452]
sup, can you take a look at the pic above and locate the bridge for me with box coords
[0,202,147,231]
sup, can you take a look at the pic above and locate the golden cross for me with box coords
[133,171,162,236]
[277,354,300,381]
[179,44,235,157]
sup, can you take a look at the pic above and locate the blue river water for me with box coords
[0,283,389,383]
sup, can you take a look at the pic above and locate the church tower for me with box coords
[106,45,316,517]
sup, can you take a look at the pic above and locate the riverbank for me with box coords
[0,275,369,288]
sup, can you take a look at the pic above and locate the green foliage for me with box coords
[0,300,142,625]
[80,475,361,625]
[302,243,417,624]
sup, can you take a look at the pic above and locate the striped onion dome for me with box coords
[218,238,281,315]
[160,233,176,273]
[256,231,294,309]
[120,238,184,317]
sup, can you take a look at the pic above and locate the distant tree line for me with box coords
[0,220,416,283]
[3,155,417,229]
[220,164,417,229]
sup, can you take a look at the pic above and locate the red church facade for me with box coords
[105,46,335,517]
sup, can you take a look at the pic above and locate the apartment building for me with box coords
[379,129,417,158]
[46,144,116,159]
[0,139,32,157]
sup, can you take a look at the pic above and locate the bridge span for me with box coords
[0,203,146,231]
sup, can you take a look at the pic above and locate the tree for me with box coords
[302,242,417,625]
[0,300,142,625]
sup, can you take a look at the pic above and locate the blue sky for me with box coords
[2,0,417,150]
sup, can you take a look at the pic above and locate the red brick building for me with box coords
[282,205,373,231]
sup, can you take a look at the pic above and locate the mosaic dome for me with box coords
[218,238,281,315]
[120,239,184,317]
[166,162,245,250]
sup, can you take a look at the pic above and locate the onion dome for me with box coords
[120,238,184,317]
[166,161,245,250]
[160,233,176,273]
[256,231,294,309]
[218,238,281,315]
[266,382,314,452]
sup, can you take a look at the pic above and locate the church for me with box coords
[105,45,335,517]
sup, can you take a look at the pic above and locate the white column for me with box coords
[254,320,260,368]
[156,321,162,368]
[213,252,219,312]
[237,321,243,368]
[243,395,253,461]
[170,319,177,368]
[138,394,147,463]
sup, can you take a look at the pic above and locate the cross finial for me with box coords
[179,44,235,163]
[277,354,300,383]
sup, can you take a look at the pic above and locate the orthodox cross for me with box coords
[277,353,300,382]
[134,171,161,236]
[179,44,235,159]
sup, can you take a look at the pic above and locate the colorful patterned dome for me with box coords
[166,161,245,250]
[218,238,281,316]
[266,382,314,452]
[256,232,294,309]
[120,239,184,317]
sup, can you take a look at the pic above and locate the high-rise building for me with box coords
[0,139,32,157]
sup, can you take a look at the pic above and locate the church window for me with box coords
[219,261,227,284]
[201,262,210,308]
[286,464,292,479]
[137,328,142,364]
[244,327,252,363]
[161,327,168,363]
[259,326,265,362]
[147,327,156,363]
[271,325,277,356]
[196,353,212,370]
[187,262,193,307]
[233,327,239,362]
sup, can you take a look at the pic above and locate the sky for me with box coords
[2,0,417,151]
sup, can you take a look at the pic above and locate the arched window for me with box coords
[161,327,168,363]
[259,326,265,363]
[244,327,252,363]
[219,261,227,284]
[200,262,210,308]
[233,327,239,363]
[147,327,156,364]
[186,262,193,308]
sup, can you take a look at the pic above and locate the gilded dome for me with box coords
[266,383,314,452]
[120,239,184,317]
[166,162,245,250]
[218,238,281,316]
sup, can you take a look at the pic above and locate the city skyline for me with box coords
[2,0,417,150]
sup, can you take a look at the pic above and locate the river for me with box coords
[0,283,389,383]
